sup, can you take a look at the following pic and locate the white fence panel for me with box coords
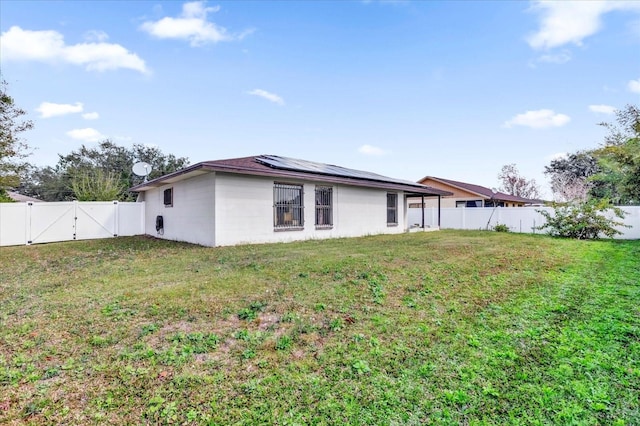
[616,207,640,239]
[0,201,145,247]
[75,202,118,241]
[408,206,640,239]
[118,202,145,236]
[0,203,28,246]
[29,202,77,244]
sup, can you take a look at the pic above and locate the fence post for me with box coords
[26,202,33,245]
[73,201,78,240]
[113,201,119,237]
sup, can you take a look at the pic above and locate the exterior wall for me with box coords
[411,197,527,209]
[413,179,486,208]
[140,173,216,246]
[412,179,527,208]
[213,173,407,247]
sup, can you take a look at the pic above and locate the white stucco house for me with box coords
[130,155,452,247]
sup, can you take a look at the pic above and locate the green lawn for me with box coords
[1,231,638,425]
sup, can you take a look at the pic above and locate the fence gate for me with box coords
[0,201,145,247]
[28,202,77,245]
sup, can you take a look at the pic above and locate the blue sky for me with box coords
[1,0,639,196]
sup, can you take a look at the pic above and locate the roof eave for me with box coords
[130,161,452,196]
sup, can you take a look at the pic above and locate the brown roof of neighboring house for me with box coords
[131,155,453,197]
[418,176,538,204]
[7,191,42,202]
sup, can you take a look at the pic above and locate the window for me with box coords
[163,188,173,207]
[387,193,398,225]
[484,200,504,208]
[274,183,304,230]
[315,186,333,228]
[456,200,482,208]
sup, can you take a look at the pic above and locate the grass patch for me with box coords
[0,231,638,424]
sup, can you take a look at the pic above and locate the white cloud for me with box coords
[82,112,100,120]
[140,1,252,46]
[358,144,387,156]
[247,89,284,105]
[36,102,83,118]
[628,78,640,94]
[527,1,640,50]
[84,30,109,43]
[66,128,106,142]
[0,26,148,73]
[589,104,616,114]
[503,109,571,129]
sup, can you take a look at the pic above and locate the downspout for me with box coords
[437,195,441,228]
[421,194,425,229]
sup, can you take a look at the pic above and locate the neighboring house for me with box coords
[7,191,42,203]
[409,176,540,208]
[130,155,452,247]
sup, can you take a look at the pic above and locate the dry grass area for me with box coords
[1,231,638,425]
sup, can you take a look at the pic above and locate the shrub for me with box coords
[493,224,510,233]
[536,199,628,239]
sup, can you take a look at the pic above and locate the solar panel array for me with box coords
[256,155,422,187]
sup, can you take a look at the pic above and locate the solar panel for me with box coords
[256,155,422,187]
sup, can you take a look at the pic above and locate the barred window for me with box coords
[274,183,304,230]
[387,193,398,225]
[315,186,333,228]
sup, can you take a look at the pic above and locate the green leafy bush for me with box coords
[493,224,510,233]
[536,199,628,239]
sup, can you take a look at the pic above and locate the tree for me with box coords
[71,169,126,201]
[591,104,640,205]
[18,140,189,201]
[498,164,541,199]
[0,80,33,198]
[18,165,75,201]
[544,151,600,202]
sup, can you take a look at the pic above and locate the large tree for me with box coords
[497,164,541,199]
[18,140,189,201]
[591,104,640,205]
[0,80,33,198]
[544,151,602,202]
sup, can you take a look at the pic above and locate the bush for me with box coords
[493,224,510,233]
[0,189,15,203]
[536,199,628,239]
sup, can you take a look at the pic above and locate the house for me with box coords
[409,176,540,208]
[7,191,42,203]
[130,155,452,247]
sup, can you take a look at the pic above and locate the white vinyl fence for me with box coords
[409,206,640,239]
[0,201,145,247]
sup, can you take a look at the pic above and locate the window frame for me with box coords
[315,186,333,229]
[163,188,173,207]
[273,182,304,231]
[456,200,483,208]
[386,192,398,226]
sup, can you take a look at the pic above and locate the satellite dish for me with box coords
[132,161,153,182]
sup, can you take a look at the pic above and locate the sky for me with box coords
[1,0,639,197]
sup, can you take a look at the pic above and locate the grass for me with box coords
[0,230,638,425]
